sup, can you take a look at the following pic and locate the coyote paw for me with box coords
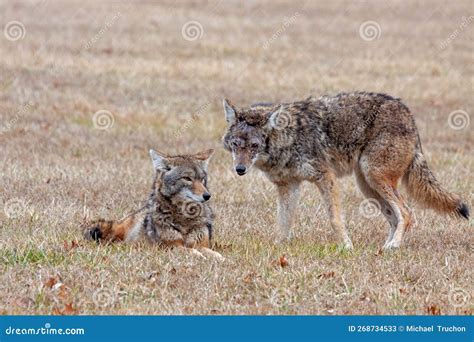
[189,248,206,259]
[177,246,206,259]
[342,240,354,250]
[383,239,400,250]
[200,248,225,261]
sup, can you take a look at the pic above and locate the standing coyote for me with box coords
[222,92,469,249]
[84,149,223,259]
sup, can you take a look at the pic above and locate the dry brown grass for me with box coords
[0,0,472,315]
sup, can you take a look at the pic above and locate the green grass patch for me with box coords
[0,247,66,267]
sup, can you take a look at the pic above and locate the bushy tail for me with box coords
[83,216,137,242]
[403,147,469,219]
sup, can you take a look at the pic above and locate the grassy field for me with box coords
[0,0,472,315]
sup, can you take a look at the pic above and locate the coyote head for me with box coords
[222,98,284,176]
[149,149,214,202]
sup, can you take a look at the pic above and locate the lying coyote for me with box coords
[84,149,223,259]
[222,92,469,249]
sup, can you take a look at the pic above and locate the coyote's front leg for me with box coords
[276,182,300,242]
[315,172,353,249]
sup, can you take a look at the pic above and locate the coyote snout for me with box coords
[233,150,255,176]
[235,164,247,176]
[188,180,211,202]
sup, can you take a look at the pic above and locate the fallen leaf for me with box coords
[426,305,441,315]
[360,292,371,302]
[63,240,80,251]
[52,307,62,315]
[44,277,59,289]
[279,255,289,267]
[317,271,335,279]
[63,303,77,315]
[242,272,256,284]
[53,303,77,315]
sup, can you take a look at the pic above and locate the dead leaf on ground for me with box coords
[426,305,441,315]
[44,277,59,289]
[63,240,79,251]
[242,272,256,284]
[317,271,335,279]
[279,255,289,267]
[53,303,77,315]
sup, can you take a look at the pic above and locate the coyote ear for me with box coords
[195,149,214,171]
[266,105,284,130]
[223,98,236,125]
[149,149,169,172]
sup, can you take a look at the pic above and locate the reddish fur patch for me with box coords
[110,217,135,241]
[192,181,207,196]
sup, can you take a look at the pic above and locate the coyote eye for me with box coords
[231,141,239,148]
[182,177,193,182]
